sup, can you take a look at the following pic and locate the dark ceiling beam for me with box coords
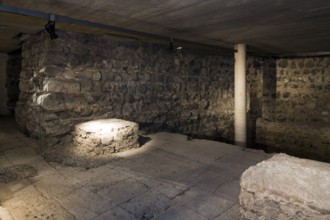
[0,3,234,54]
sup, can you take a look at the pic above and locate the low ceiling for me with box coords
[1,0,330,55]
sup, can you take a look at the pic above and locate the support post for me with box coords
[234,44,247,147]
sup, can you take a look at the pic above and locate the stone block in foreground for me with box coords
[73,119,139,155]
[239,154,330,220]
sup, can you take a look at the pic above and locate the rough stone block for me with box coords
[44,78,80,94]
[39,66,63,77]
[37,93,66,111]
[80,80,92,93]
[40,52,68,66]
[73,119,139,155]
[239,154,330,220]
[19,79,33,92]
[43,122,72,136]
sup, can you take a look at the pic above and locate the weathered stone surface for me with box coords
[39,66,63,77]
[16,30,329,156]
[275,57,330,124]
[37,93,66,111]
[0,206,13,220]
[40,52,68,66]
[0,164,37,183]
[254,56,330,160]
[256,118,330,162]
[43,78,80,94]
[16,30,235,143]
[1,119,272,218]
[73,119,139,155]
[79,80,92,93]
[246,57,277,146]
[240,154,330,220]
[18,79,33,92]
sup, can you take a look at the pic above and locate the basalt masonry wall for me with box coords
[275,57,329,124]
[15,30,329,160]
[257,57,330,162]
[246,56,276,147]
[16,30,235,145]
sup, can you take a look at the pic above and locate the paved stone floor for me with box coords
[0,116,271,220]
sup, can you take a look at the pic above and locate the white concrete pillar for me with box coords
[234,44,247,147]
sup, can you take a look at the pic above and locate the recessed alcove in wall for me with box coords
[6,49,21,115]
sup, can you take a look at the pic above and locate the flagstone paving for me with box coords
[0,117,271,220]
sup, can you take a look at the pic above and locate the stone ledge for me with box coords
[239,154,330,220]
[256,118,330,162]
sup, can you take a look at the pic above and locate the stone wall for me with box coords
[276,57,330,124]
[256,56,330,162]
[16,30,329,159]
[246,56,276,146]
[16,30,235,145]
[257,119,330,162]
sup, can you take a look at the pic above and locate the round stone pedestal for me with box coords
[73,119,139,155]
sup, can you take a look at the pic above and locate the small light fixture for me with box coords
[168,38,183,55]
[45,14,58,39]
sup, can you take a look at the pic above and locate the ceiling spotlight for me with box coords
[45,14,58,39]
[45,21,58,39]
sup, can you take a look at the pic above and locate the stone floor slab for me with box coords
[136,175,189,199]
[182,192,236,219]
[214,203,240,220]
[3,185,74,220]
[154,205,208,220]
[33,171,81,199]
[88,177,149,207]
[215,178,241,203]
[0,153,12,168]
[4,147,39,165]
[56,187,113,220]
[0,117,272,220]
[94,207,136,220]
[120,189,171,219]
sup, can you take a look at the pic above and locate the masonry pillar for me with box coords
[234,44,247,147]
